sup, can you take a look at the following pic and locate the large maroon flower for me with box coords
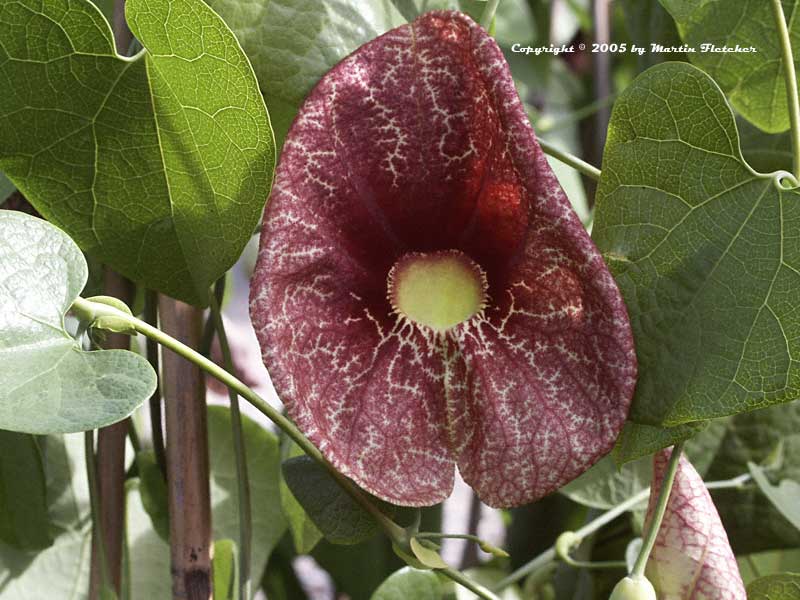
[250,11,636,507]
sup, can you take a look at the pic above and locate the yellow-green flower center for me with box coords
[388,250,487,333]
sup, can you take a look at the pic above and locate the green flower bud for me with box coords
[609,575,657,600]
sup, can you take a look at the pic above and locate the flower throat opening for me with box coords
[387,249,488,333]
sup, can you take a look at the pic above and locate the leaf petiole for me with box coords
[208,288,252,600]
[630,443,684,579]
[415,532,510,558]
[479,0,501,30]
[554,531,626,570]
[493,466,753,591]
[538,138,601,181]
[771,0,800,181]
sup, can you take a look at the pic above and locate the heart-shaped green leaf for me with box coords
[660,0,800,133]
[279,439,323,554]
[562,455,652,510]
[89,0,115,21]
[204,0,484,147]
[371,567,442,600]
[281,455,391,546]
[739,118,793,174]
[0,173,14,206]
[620,0,683,71]
[409,538,447,570]
[0,0,274,306]
[747,573,800,600]
[594,62,800,459]
[0,212,155,433]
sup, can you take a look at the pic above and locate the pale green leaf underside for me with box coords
[0,0,274,306]
[749,462,800,532]
[0,212,154,433]
[660,0,800,133]
[594,62,800,455]
[747,573,800,600]
[561,455,652,509]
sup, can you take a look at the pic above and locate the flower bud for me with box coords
[609,575,657,600]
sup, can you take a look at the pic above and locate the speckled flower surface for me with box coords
[646,450,746,599]
[250,10,636,507]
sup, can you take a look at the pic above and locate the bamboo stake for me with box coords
[159,296,213,600]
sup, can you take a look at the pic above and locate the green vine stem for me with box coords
[555,531,626,570]
[479,0,501,30]
[771,0,800,181]
[630,443,684,578]
[415,532,509,557]
[492,467,752,591]
[562,557,628,571]
[537,138,602,181]
[143,289,167,479]
[200,279,226,356]
[208,291,253,600]
[71,296,501,600]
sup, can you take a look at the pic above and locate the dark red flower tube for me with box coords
[250,11,636,507]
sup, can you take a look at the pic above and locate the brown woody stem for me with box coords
[159,297,213,600]
[88,271,132,600]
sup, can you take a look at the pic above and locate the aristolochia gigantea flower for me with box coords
[250,11,637,507]
[645,450,746,599]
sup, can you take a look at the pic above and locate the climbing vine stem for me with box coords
[479,0,501,30]
[209,288,253,600]
[631,442,684,578]
[538,138,602,181]
[772,0,800,180]
[493,465,752,591]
